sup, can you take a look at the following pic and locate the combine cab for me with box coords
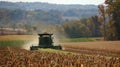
[30,33,62,50]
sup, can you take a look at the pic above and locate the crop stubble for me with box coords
[0,47,120,67]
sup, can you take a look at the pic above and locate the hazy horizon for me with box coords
[0,0,105,5]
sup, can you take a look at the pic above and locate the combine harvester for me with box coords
[30,33,62,50]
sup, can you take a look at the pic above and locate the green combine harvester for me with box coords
[30,33,62,50]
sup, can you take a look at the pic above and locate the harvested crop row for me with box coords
[0,47,120,67]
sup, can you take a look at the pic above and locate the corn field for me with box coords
[0,47,120,67]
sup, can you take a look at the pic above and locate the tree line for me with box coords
[55,16,102,38]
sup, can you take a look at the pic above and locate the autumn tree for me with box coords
[63,21,91,38]
[87,16,102,37]
[98,5,106,39]
[105,0,120,40]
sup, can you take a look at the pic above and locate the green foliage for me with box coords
[39,48,76,55]
[0,40,26,47]
[63,21,91,38]
[59,38,95,42]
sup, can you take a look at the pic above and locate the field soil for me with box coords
[61,41,120,57]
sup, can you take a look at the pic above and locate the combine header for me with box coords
[30,33,62,50]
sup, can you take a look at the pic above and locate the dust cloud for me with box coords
[22,39,38,50]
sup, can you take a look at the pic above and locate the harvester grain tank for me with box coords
[30,33,62,50]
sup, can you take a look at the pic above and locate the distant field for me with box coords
[61,41,120,51]
[0,40,26,47]
[59,37,103,42]
[61,41,120,56]
[0,35,103,47]
[0,35,103,42]
[0,35,37,47]
[0,35,37,40]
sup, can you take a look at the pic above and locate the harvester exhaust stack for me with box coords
[30,33,62,50]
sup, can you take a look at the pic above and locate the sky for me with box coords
[0,0,105,5]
